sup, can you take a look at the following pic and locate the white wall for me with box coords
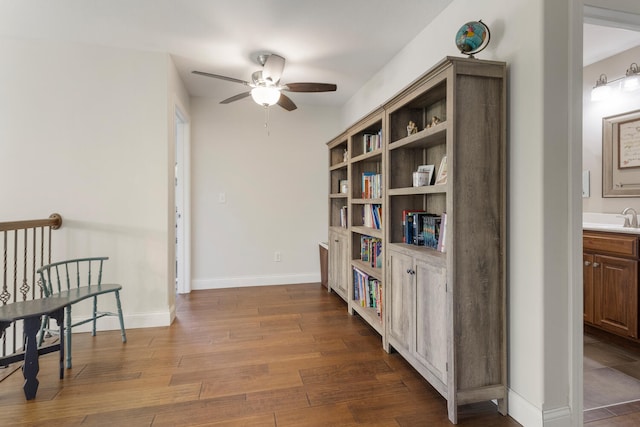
[190,98,340,288]
[583,45,640,213]
[0,37,178,328]
[342,0,580,425]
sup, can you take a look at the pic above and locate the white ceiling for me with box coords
[0,1,638,110]
[584,23,640,66]
[0,0,453,108]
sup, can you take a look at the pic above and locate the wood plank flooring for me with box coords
[0,284,520,426]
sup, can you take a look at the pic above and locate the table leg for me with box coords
[22,316,41,400]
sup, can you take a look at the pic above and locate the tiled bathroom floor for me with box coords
[584,331,640,424]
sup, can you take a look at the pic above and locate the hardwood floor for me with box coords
[0,284,519,426]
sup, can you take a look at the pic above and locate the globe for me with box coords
[455,21,490,57]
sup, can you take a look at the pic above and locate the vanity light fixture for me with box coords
[591,74,611,101]
[591,62,640,101]
[623,62,640,92]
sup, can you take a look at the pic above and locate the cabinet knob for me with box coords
[593,262,600,268]
[406,269,415,275]
[584,261,591,266]
[334,239,339,242]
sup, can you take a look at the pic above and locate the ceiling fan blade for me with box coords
[220,91,251,104]
[262,54,285,84]
[192,70,250,86]
[277,93,297,111]
[283,82,337,92]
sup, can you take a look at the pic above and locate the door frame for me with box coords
[175,103,191,294]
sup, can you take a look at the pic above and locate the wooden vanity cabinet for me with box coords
[583,231,639,339]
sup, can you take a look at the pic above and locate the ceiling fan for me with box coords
[192,53,337,111]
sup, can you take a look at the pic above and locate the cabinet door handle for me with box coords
[584,261,591,266]
[593,262,600,268]
[406,269,415,275]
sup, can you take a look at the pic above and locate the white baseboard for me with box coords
[69,310,172,333]
[543,406,572,427]
[508,389,543,427]
[192,273,320,289]
[508,389,573,427]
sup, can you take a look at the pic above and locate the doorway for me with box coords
[175,106,191,294]
[582,5,640,423]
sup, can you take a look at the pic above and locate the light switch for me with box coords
[218,192,226,203]
[582,171,590,198]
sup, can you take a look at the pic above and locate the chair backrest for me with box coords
[37,257,108,297]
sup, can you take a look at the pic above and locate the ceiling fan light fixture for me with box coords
[251,86,281,106]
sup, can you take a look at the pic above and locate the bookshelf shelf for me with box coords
[351,226,382,239]
[387,186,446,196]
[329,162,347,172]
[350,149,383,163]
[328,57,506,424]
[351,304,383,334]
[388,123,447,150]
[351,259,383,279]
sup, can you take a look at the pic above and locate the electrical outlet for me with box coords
[274,251,281,262]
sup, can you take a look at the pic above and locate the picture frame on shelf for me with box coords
[435,156,448,185]
[413,164,435,186]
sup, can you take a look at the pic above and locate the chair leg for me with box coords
[37,315,49,347]
[115,290,126,343]
[92,296,97,337]
[65,305,72,369]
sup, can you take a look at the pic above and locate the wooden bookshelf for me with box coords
[327,134,349,301]
[384,57,506,423]
[346,110,386,341]
[327,57,506,424]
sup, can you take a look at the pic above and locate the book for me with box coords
[402,209,426,243]
[363,130,383,153]
[361,172,382,199]
[437,212,447,252]
[340,206,348,228]
[363,204,382,229]
[422,215,442,249]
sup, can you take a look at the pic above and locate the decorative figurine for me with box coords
[428,116,441,128]
[407,120,418,136]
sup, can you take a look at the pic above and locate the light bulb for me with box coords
[251,87,281,106]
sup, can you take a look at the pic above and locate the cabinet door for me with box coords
[415,258,447,383]
[583,253,594,324]
[329,230,348,300]
[595,255,638,338]
[387,249,415,353]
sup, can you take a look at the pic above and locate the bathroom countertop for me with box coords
[583,212,640,235]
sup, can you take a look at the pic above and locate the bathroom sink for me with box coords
[583,213,640,234]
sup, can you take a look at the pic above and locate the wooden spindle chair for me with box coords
[37,257,126,368]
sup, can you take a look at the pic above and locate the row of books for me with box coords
[361,235,383,268]
[363,204,382,229]
[362,172,382,199]
[339,205,348,228]
[353,268,382,319]
[402,210,447,252]
[363,130,382,153]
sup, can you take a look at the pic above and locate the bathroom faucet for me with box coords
[622,207,638,228]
